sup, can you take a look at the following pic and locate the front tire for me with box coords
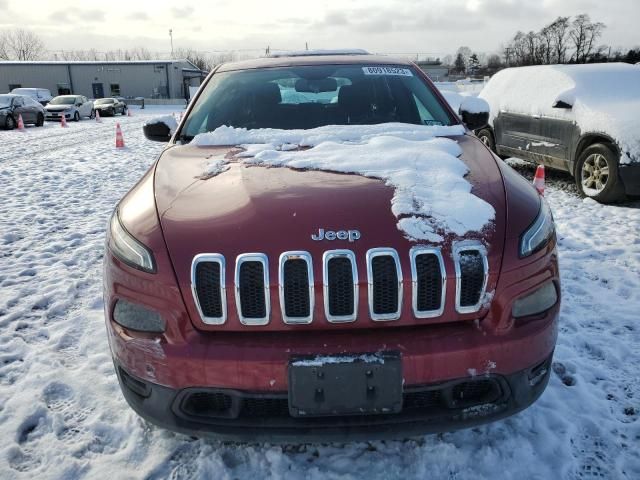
[73,111,80,122]
[575,144,625,203]
[36,113,44,126]
[476,128,496,153]
[5,115,16,130]
[90,109,95,119]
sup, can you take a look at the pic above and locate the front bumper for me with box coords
[45,111,72,120]
[115,352,553,442]
[619,162,640,196]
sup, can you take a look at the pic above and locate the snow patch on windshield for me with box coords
[197,124,495,242]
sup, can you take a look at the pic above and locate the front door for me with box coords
[92,83,104,98]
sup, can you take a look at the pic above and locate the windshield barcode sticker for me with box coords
[362,66,413,77]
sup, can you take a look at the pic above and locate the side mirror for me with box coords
[552,100,572,109]
[459,97,490,131]
[143,116,177,142]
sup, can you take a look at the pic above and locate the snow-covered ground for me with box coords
[1,110,639,479]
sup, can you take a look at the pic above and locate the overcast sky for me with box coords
[1,0,638,58]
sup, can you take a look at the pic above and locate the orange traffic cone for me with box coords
[17,114,25,130]
[95,109,102,123]
[533,164,545,195]
[115,123,125,148]
[60,113,67,128]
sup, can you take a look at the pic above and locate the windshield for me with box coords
[182,64,455,139]
[49,97,76,105]
[95,99,114,105]
[0,95,12,107]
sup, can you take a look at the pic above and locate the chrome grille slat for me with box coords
[453,242,489,314]
[410,247,446,318]
[235,253,270,325]
[366,248,402,321]
[191,254,227,325]
[323,250,358,323]
[191,246,490,325]
[279,251,314,324]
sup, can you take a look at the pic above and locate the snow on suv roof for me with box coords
[480,63,640,164]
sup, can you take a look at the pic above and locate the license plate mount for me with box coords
[288,352,402,417]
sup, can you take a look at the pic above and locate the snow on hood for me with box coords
[480,63,640,164]
[192,123,495,243]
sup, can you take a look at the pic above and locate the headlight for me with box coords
[519,198,555,257]
[512,281,558,318]
[108,210,156,273]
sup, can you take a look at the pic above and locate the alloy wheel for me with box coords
[581,153,610,196]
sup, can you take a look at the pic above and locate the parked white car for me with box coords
[10,87,53,106]
[44,95,94,122]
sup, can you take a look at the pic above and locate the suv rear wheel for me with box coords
[576,144,625,203]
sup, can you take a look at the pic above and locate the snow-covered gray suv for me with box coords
[478,63,640,203]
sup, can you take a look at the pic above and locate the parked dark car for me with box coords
[0,94,46,129]
[9,87,53,106]
[478,63,640,203]
[94,97,127,116]
[105,53,559,442]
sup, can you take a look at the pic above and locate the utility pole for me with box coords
[169,29,174,58]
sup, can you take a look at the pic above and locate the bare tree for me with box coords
[456,46,472,70]
[486,54,502,69]
[539,24,554,64]
[0,31,10,60]
[549,16,570,63]
[0,28,45,60]
[570,14,605,63]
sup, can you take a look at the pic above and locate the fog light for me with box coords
[113,299,165,332]
[512,282,557,318]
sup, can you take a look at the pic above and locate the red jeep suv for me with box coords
[104,52,559,441]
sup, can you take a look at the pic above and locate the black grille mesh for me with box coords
[241,397,290,418]
[327,257,354,317]
[177,378,502,420]
[459,251,485,307]
[371,256,399,315]
[182,392,232,417]
[283,259,310,318]
[238,261,266,318]
[403,389,442,409]
[415,254,442,312]
[195,262,223,318]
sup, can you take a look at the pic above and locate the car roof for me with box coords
[216,54,415,73]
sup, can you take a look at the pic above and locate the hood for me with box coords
[45,105,72,111]
[154,135,506,331]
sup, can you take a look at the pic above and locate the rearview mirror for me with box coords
[295,78,338,93]
[459,97,490,131]
[143,116,177,142]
